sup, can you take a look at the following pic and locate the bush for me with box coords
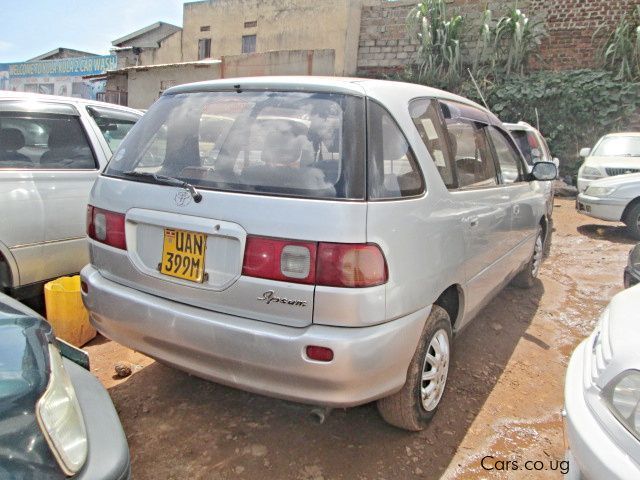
[474,70,640,176]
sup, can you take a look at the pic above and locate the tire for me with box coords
[543,218,553,259]
[624,203,640,240]
[377,305,452,431]
[512,226,544,289]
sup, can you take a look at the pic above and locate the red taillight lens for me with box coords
[241,236,387,288]
[316,243,387,288]
[86,205,95,239]
[306,346,334,362]
[87,205,127,250]
[242,236,316,284]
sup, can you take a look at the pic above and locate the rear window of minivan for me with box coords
[105,91,366,200]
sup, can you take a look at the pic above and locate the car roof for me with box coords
[0,90,142,115]
[503,121,537,132]
[164,75,495,120]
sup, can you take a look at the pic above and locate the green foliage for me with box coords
[460,70,640,176]
[595,6,640,81]
[407,0,463,88]
[472,5,545,77]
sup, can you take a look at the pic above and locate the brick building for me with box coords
[357,0,637,76]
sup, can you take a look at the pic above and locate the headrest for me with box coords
[48,123,80,149]
[0,128,25,151]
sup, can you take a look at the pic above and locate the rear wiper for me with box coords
[121,171,202,203]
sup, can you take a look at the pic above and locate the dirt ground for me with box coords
[84,197,632,480]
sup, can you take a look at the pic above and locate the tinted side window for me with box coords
[487,126,524,184]
[410,98,455,189]
[0,114,97,170]
[447,119,496,188]
[368,101,423,199]
[87,106,139,153]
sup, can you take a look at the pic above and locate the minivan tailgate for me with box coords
[89,176,368,328]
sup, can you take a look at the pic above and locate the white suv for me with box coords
[577,132,640,193]
[0,92,141,299]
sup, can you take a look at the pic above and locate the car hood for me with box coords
[585,155,640,169]
[587,172,640,188]
[596,286,640,392]
[0,304,62,478]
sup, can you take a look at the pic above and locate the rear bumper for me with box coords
[81,265,427,407]
[575,194,626,222]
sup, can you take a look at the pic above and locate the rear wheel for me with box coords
[624,203,640,240]
[512,226,543,289]
[377,305,452,431]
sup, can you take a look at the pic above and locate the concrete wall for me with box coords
[181,0,361,75]
[126,63,221,109]
[221,49,335,77]
[145,30,184,65]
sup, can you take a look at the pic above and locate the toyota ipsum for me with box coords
[81,77,556,430]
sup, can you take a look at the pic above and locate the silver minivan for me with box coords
[81,77,556,430]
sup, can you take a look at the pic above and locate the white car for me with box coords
[577,132,640,193]
[564,285,640,479]
[0,92,142,299]
[576,173,640,239]
[504,121,559,220]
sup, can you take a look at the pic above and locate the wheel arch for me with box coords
[0,241,19,290]
[621,197,640,225]
[434,284,464,329]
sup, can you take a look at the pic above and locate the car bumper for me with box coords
[564,340,640,480]
[65,359,130,480]
[80,265,427,408]
[575,194,626,222]
[577,177,598,193]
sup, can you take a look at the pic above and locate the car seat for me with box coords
[0,128,32,166]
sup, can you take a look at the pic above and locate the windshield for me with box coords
[105,91,365,200]
[592,136,640,157]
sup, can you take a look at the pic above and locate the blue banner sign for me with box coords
[5,55,117,78]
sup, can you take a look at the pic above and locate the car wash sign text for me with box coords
[7,55,117,78]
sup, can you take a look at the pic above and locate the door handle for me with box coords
[469,216,479,227]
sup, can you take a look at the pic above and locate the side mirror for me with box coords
[531,161,557,181]
[579,148,591,158]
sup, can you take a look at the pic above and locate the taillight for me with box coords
[316,243,388,287]
[242,236,387,288]
[86,205,126,250]
[242,236,316,284]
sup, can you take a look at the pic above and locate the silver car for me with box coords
[81,77,556,430]
[0,92,141,300]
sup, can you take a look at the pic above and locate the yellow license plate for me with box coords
[160,228,207,282]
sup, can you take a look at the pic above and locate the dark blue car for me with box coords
[0,292,130,479]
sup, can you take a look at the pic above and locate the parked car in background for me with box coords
[576,172,640,239]
[81,77,556,431]
[624,243,640,288]
[0,292,130,479]
[0,92,142,300]
[563,285,640,480]
[504,121,559,222]
[577,132,640,193]
[504,121,559,170]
